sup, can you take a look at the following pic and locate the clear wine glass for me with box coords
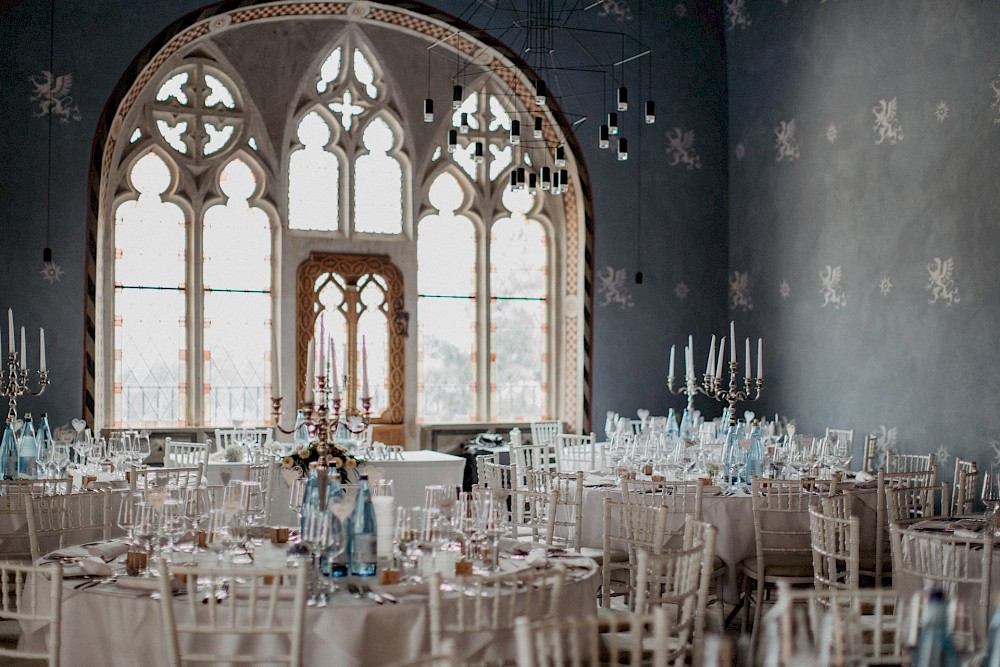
[132,500,158,577]
[182,487,212,553]
[982,467,1000,529]
[239,481,266,531]
[133,431,152,468]
[158,494,186,557]
[50,442,70,480]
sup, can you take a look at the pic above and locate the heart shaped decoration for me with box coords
[72,418,87,432]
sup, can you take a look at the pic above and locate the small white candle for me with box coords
[745,338,751,378]
[317,320,326,377]
[729,321,736,364]
[685,345,694,379]
[330,335,339,397]
[7,309,13,355]
[668,345,675,381]
[19,327,26,370]
[271,323,280,399]
[716,337,726,378]
[304,340,315,404]
[706,335,716,377]
[757,338,763,379]
[39,328,45,373]
[361,336,370,399]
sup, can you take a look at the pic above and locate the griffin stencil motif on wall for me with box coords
[926,257,960,305]
[872,97,903,145]
[724,0,751,30]
[991,74,1000,124]
[597,266,634,309]
[30,71,81,123]
[729,271,753,312]
[819,265,846,309]
[774,119,800,162]
[666,129,702,169]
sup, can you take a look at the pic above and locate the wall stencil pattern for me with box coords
[597,267,634,310]
[872,97,903,145]
[819,265,846,309]
[926,257,960,305]
[30,70,81,122]
[666,128,702,169]
[774,119,800,161]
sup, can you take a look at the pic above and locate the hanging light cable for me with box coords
[43,0,55,263]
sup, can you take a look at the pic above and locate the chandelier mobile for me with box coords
[422,0,655,197]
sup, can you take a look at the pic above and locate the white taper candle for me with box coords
[706,335,716,377]
[19,327,26,370]
[7,309,13,355]
[757,338,763,379]
[729,321,736,364]
[330,335,339,397]
[361,336,370,399]
[716,337,726,378]
[668,345,675,381]
[745,338,751,378]
[39,329,45,373]
[304,340,315,404]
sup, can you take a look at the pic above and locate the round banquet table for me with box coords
[19,543,599,667]
[574,476,880,603]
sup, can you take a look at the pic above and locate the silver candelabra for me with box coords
[4,353,48,423]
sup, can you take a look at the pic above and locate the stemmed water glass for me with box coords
[182,487,212,553]
[982,467,1000,530]
[133,431,152,468]
[159,492,186,557]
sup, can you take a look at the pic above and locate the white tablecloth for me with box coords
[21,544,599,666]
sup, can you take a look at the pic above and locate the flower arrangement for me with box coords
[282,440,362,483]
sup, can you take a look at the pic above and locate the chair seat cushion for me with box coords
[739,554,814,580]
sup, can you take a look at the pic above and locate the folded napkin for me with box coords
[87,540,129,562]
[854,471,875,483]
[47,545,90,560]
[525,549,548,568]
[79,557,113,577]
[953,528,982,539]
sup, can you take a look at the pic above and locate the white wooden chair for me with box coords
[601,497,667,610]
[890,524,993,648]
[824,427,854,451]
[761,581,909,667]
[26,488,114,561]
[131,463,204,492]
[244,461,274,522]
[475,453,498,490]
[501,487,559,546]
[740,478,819,653]
[428,566,567,663]
[633,516,717,666]
[529,420,562,447]
[156,560,308,667]
[885,451,935,475]
[514,607,674,667]
[163,437,211,467]
[884,482,950,526]
[0,480,71,563]
[808,501,860,591]
[952,457,978,515]
[480,459,515,492]
[555,433,596,472]
[0,561,63,666]
[214,427,271,452]
[525,468,584,552]
[512,442,560,490]
[874,466,938,585]
[862,434,878,474]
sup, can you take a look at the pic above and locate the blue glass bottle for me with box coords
[665,408,678,440]
[679,408,692,440]
[722,420,743,486]
[299,462,319,535]
[912,589,959,667]
[349,474,377,576]
[744,420,765,483]
[36,413,53,476]
[18,413,38,479]
[1,418,18,481]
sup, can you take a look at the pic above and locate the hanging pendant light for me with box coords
[599,124,610,149]
[509,170,519,190]
[510,119,521,145]
[535,80,547,107]
[558,169,569,193]
[617,86,628,112]
[533,116,543,139]
[645,100,655,124]
[473,141,484,163]
[423,98,434,123]
[516,167,526,189]
[617,137,628,161]
[607,112,619,136]
[459,113,470,134]
[552,169,561,194]
[540,166,551,191]
[528,172,537,195]
[452,84,463,110]
[447,129,458,153]
[555,144,566,167]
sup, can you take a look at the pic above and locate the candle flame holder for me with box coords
[4,352,48,423]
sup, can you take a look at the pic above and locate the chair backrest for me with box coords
[156,560,308,667]
[862,434,878,474]
[620,478,704,549]
[952,458,978,515]
[514,607,673,667]
[874,466,939,584]
[525,468,584,551]
[808,501,860,591]
[163,437,211,467]
[884,482,950,526]
[475,453,498,489]
[529,420,562,447]
[428,566,566,657]
[890,524,993,647]
[885,451,935,474]
[26,489,113,561]
[601,497,668,610]
[132,463,204,492]
[750,478,818,567]
[512,442,560,489]
[244,461,274,522]
[761,581,908,666]
[498,487,559,545]
[824,428,854,451]
[0,480,71,562]
[0,561,63,666]
[480,459,515,492]
[555,433,595,473]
